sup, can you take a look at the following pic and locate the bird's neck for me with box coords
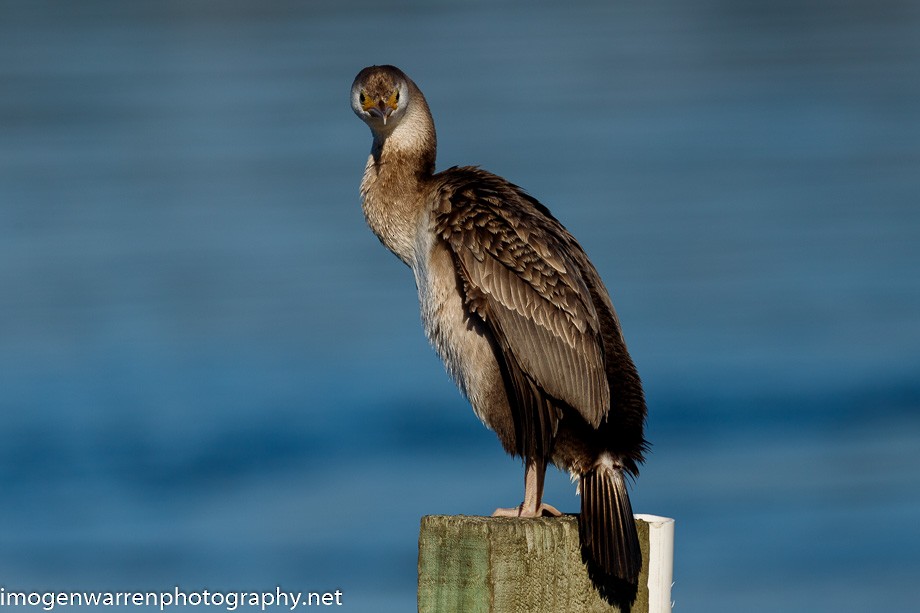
[360,91,437,266]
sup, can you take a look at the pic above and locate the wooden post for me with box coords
[418,514,674,613]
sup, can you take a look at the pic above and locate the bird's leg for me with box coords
[492,457,562,518]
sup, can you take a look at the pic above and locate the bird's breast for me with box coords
[412,233,510,430]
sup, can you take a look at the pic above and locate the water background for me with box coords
[2,1,919,611]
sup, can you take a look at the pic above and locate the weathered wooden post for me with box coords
[418,514,674,613]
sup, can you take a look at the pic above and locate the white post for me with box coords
[635,515,675,613]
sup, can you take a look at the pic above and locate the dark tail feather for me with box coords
[579,464,641,609]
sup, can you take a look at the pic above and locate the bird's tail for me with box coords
[579,461,641,608]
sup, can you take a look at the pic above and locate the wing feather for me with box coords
[434,168,610,434]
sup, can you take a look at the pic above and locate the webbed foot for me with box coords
[492,502,561,518]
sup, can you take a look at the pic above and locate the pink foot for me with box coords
[492,503,562,518]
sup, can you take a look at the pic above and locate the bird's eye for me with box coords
[359,91,366,104]
[394,89,400,102]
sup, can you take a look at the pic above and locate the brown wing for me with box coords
[433,167,609,457]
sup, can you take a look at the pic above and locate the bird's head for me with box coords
[351,65,411,133]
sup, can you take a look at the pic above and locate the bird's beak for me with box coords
[367,99,395,125]
[378,100,392,125]
[363,92,398,126]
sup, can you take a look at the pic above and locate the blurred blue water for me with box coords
[1,1,919,611]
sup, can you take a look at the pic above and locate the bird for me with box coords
[350,65,648,607]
